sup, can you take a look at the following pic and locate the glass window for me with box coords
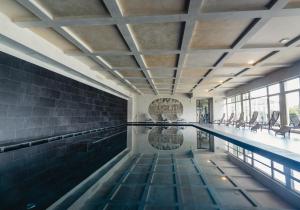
[250,87,267,98]
[227,103,235,117]
[243,100,250,122]
[268,83,280,95]
[227,97,235,103]
[292,169,300,192]
[251,97,268,123]
[243,93,249,100]
[236,95,241,102]
[269,95,280,122]
[236,102,242,118]
[273,162,284,172]
[286,91,300,124]
[274,171,286,184]
[285,78,300,91]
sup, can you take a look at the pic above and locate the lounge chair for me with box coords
[225,113,234,126]
[274,125,292,138]
[250,123,262,132]
[235,112,244,128]
[241,111,258,128]
[289,114,300,128]
[212,113,225,125]
[266,111,280,130]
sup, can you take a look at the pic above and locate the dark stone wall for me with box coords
[0,52,127,144]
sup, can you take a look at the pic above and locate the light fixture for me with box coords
[279,38,290,44]
[218,80,223,83]
[221,176,227,181]
[247,60,255,65]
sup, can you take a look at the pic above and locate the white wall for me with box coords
[134,94,197,122]
[213,96,226,120]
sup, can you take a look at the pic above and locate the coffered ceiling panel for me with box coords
[150,69,175,77]
[263,48,300,65]
[224,51,272,65]
[184,52,224,67]
[37,0,110,18]
[285,0,300,8]
[30,28,77,51]
[243,67,280,76]
[118,0,188,16]
[153,78,174,84]
[189,19,252,49]
[67,25,129,51]
[1,0,37,20]
[130,22,183,50]
[181,68,208,77]
[144,55,178,67]
[201,0,271,12]
[211,67,243,76]
[100,55,138,67]
[120,70,144,77]
[245,16,300,47]
[179,78,199,84]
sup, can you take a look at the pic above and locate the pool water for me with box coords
[0,125,298,209]
[0,127,127,210]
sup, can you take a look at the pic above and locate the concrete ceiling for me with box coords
[2,0,300,95]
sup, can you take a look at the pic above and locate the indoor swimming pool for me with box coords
[0,125,299,210]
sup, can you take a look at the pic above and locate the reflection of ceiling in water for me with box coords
[148,127,184,150]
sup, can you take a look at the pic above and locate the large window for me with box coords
[285,78,300,127]
[250,87,268,123]
[225,77,300,131]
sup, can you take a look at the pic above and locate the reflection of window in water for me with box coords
[197,130,214,151]
[148,127,184,150]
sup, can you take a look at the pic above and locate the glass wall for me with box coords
[225,76,300,131]
[285,78,300,126]
[227,142,300,193]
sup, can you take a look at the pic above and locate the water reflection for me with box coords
[148,126,184,150]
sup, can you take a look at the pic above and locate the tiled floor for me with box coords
[69,152,296,210]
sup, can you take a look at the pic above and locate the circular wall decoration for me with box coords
[148,127,184,150]
[148,98,183,121]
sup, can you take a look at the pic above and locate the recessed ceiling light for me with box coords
[279,38,290,44]
[218,80,223,83]
[221,176,227,181]
[247,60,255,65]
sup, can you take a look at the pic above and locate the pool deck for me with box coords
[193,123,300,170]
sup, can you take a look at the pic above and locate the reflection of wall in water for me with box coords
[148,127,184,150]
[148,98,183,121]
[197,130,214,152]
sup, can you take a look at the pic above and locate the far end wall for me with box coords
[134,94,197,122]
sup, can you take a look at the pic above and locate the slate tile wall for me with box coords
[0,52,127,144]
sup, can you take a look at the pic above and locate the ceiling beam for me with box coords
[14,8,300,28]
[102,0,158,95]
[172,0,204,94]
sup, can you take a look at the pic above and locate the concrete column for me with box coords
[279,82,287,125]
